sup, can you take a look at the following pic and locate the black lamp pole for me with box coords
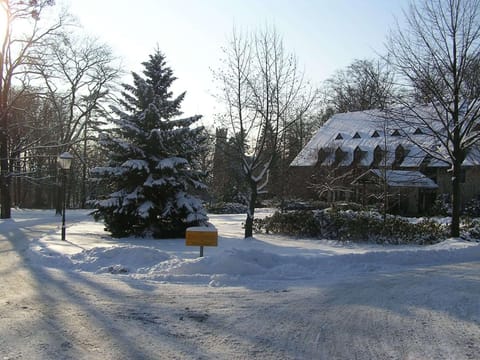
[61,168,67,241]
[58,152,73,241]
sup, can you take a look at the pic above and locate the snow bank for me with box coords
[19,209,480,288]
[27,230,480,288]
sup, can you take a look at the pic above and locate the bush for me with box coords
[430,193,451,216]
[330,202,365,211]
[281,200,329,211]
[461,218,480,240]
[253,210,321,236]
[463,197,480,217]
[254,209,449,245]
[207,202,248,214]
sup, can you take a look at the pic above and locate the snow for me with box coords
[290,108,478,168]
[22,209,479,288]
[186,226,217,232]
[156,157,188,170]
[121,159,149,171]
[2,209,480,359]
[137,200,153,218]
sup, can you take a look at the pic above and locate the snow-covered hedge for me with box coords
[253,210,321,236]
[208,202,248,214]
[463,198,480,217]
[280,199,330,211]
[254,209,450,244]
[461,218,480,240]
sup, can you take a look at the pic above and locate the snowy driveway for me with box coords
[0,210,479,359]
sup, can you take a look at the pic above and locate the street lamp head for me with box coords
[58,152,74,170]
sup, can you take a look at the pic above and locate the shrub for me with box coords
[330,202,365,212]
[207,202,248,214]
[463,197,480,217]
[430,193,451,216]
[461,218,480,240]
[253,210,321,236]
[281,200,329,211]
[255,209,449,244]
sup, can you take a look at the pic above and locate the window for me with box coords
[373,146,384,166]
[334,147,346,165]
[354,147,365,164]
[317,148,327,164]
[335,133,343,140]
[391,129,401,136]
[371,130,380,138]
[394,145,405,167]
[413,128,423,135]
[353,132,361,139]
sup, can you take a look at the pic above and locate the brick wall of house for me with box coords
[287,166,317,199]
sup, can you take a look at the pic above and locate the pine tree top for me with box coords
[119,50,185,122]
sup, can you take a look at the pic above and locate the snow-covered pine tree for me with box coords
[90,50,208,238]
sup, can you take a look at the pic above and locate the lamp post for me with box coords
[58,152,73,241]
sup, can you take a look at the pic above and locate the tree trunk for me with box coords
[81,116,88,209]
[450,161,462,237]
[0,131,11,219]
[244,181,257,238]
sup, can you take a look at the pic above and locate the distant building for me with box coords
[289,108,480,215]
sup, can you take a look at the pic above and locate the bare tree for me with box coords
[0,0,65,218]
[324,58,396,114]
[386,0,480,236]
[214,26,318,238]
[310,166,356,205]
[211,128,247,203]
[35,31,120,209]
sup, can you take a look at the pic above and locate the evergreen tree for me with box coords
[90,50,208,238]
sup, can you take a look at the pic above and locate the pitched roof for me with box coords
[290,108,474,168]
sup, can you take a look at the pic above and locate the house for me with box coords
[289,108,480,215]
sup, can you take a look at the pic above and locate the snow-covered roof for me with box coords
[353,169,439,189]
[290,108,479,169]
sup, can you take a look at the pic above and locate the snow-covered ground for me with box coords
[1,209,480,359]
[25,208,480,288]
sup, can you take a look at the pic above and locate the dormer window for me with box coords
[353,132,361,139]
[373,145,384,166]
[371,130,380,138]
[335,133,343,140]
[334,147,346,165]
[391,129,401,136]
[354,146,365,164]
[413,128,423,135]
[394,145,406,167]
[317,148,327,164]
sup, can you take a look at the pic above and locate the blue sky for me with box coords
[65,0,409,124]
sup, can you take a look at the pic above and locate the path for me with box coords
[0,215,479,359]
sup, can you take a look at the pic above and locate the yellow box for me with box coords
[185,227,218,247]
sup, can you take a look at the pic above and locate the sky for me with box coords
[62,0,410,126]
